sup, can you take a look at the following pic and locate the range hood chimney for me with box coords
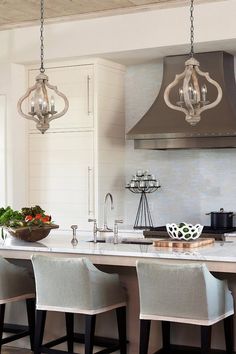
[127,51,236,149]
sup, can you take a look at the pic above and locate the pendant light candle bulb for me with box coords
[179,88,184,102]
[38,97,43,111]
[201,84,207,102]
[188,84,193,98]
[30,99,35,113]
[50,96,55,112]
[42,100,47,112]
[193,89,197,103]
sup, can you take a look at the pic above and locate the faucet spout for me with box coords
[104,193,114,231]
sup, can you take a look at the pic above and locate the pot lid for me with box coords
[211,208,233,214]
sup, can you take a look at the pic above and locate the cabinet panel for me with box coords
[28,65,94,132]
[27,59,125,231]
[29,131,94,230]
[0,96,6,206]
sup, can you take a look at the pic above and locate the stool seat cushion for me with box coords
[0,257,35,303]
[136,261,234,324]
[32,255,126,314]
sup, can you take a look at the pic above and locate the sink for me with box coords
[88,239,153,245]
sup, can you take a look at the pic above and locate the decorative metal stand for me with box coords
[126,170,160,230]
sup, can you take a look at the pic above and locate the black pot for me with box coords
[206,208,235,229]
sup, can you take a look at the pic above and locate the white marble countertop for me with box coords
[1,231,236,272]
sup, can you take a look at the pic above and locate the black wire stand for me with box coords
[126,171,160,230]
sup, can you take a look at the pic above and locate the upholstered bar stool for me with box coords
[136,261,234,354]
[31,255,127,354]
[0,256,35,352]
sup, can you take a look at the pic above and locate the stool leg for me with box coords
[162,321,171,353]
[139,319,151,354]
[85,314,96,354]
[65,312,74,352]
[201,325,211,354]
[26,298,36,351]
[34,310,46,354]
[224,315,234,354]
[116,306,127,354]
[0,304,5,353]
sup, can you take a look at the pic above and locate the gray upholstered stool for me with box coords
[31,255,127,354]
[136,261,234,354]
[0,256,35,352]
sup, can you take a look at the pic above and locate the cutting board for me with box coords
[153,238,214,248]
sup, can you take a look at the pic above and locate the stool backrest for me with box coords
[0,256,34,300]
[32,255,124,312]
[136,261,232,321]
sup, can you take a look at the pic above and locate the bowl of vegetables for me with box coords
[0,205,59,242]
[166,222,203,241]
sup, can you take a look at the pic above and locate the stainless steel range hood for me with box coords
[127,51,236,149]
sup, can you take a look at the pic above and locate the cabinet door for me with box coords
[28,65,94,132]
[29,131,94,230]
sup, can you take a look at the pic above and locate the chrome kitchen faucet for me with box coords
[88,192,116,243]
[103,193,114,231]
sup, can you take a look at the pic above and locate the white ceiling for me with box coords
[0,0,219,29]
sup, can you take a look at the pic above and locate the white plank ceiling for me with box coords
[0,0,218,28]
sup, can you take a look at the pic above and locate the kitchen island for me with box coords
[1,232,236,353]
[1,231,236,272]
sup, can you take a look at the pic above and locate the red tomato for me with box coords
[35,214,42,219]
[25,215,33,222]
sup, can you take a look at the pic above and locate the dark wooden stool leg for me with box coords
[0,304,5,353]
[65,312,74,352]
[34,310,46,354]
[201,325,211,354]
[139,319,151,354]
[116,306,127,354]
[85,314,96,354]
[26,298,36,351]
[224,315,234,354]
[162,321,171,353]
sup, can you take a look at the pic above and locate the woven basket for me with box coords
[5,224,59,242]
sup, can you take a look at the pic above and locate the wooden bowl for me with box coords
[5,224,59,242]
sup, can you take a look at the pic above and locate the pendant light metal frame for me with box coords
[164,0,222,126]
[17,0,69,134]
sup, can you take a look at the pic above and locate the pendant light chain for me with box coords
[190,0,194,57]
[40,0,45,73]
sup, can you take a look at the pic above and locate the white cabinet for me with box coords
[29,131,94,230]
[28,59,125,231]
[0,95,6,206]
